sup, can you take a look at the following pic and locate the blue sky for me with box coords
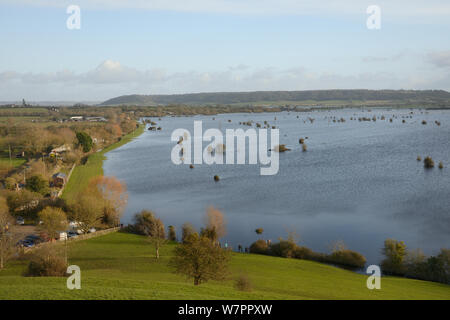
[1,0,449,101]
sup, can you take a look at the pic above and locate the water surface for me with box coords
[104,109,450,264]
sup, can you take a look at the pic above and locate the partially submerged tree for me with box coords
[381,239,407,275]
[170,233,230,285]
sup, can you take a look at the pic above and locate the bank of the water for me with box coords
[62,124,144,201]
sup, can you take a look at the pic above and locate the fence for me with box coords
[23,227,120,253]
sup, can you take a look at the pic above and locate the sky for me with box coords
[0,0,450,102]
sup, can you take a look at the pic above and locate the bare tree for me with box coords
[0,197,15,269]
[202,206,226,244]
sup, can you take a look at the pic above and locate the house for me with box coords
[86,116,107,122]
[52,172,67,188]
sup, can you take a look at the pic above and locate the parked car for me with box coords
[88,228,96,233]
[67,231,78,238]
[17,239,34,248]
[24,235,42,244]
[16,217,25,225]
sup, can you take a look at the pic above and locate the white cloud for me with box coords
[427,51,450,68]
[1,59,449,101]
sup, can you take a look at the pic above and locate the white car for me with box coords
[16,217,25,225]
[88,228,96,233]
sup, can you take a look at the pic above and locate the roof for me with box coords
[53,173,67,179]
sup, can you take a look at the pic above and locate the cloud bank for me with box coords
[1,58,449,101]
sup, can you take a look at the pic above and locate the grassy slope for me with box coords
[61,124,144,201]
[0,232,448,300]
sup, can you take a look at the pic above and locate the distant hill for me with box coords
[100,89,450,106]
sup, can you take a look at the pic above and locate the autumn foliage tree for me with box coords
[87,176,128,227]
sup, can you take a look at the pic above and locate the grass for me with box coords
[0,157,26,168]
[0,232,448,300]
[61,124,144,201]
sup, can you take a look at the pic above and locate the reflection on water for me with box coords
[104,109,450,264]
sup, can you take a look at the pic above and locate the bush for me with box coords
[249,240,269,255]
[293,246,315,260]
[326,250,367,269]
[439,161,444,169]
[26,247,67,277]
[269,240,297,258]
[235,274,252,292]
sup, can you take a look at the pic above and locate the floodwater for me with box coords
[104,109,450,264]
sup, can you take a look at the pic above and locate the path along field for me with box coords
[61,124,144,201]
[0,232,449,300]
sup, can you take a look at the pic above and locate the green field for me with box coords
[61,124,144,201]
[0,232,448,300]
[0,157,26,168]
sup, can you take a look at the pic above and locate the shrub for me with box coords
[269,240,297,258]
[235,274,252,292]
[424,156,434,168]
[326,249,367,269]
[293,246,315,260]
[249,240,269,255]
[417,156,422,161]
[439,161,444,169]
[26,247,67,277]
[302,144,307,152]
[214,175,220,182]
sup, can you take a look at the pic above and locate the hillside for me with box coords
[0,232,448,300]
[100,89,450,106]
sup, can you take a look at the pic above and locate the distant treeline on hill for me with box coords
[100,89,450,106]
